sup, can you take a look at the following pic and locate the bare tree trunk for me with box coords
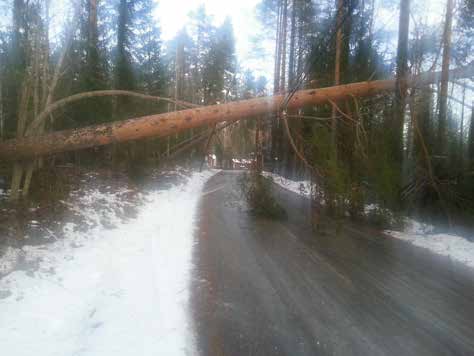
[22,30,42,198]
[437,0,454,161]
[9,75,31,201]
[271,0,283,165]
[1,64,473,161]
[296,10,304,81]
[255,117,263,173]
[41,0,50,108]
[22,161,34,197]
[460,81,466,168]
[280,0,288,92]
[278,0,289,174]
[288,0,297,88]
[469,102,474,168]
[273,0,283,94]
[0,78,3,141]
[286,0,299,176]
[88,0,98,50]
[393,0,410,169]
[331,0,344,156]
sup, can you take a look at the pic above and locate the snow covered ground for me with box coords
[265,171,474,271]
[386,224,474,269]
[262,171,313,198]
[0,169,217,356]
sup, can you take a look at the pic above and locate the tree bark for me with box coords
[460,82,466,168]
[271,0,283,163]
[393,0,410,166]
[0,63,473,161]
[0,77,3,141]
[88,0,98,62]
[437,0,454,159]
[288,0,297,88]
[278,0,289,173]
[280,0,288,92]
[273,1,283,94]
[469,102,474,168]
[331,0,344,155]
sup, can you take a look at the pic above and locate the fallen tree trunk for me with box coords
[0,62,472,161]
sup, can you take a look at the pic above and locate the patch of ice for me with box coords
[0,169,218,356]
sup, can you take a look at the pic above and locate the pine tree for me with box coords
[167,29,193,104]
[202,17,236,104]
[115,0,135,93]
[437,0,454,167]
[4,0,28,137]
[0,30,8,140]
[84,0,103,90]
[390,0,410,198]
[187,5,215,105]
[134,0,163,95]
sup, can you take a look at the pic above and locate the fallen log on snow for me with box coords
[0,62,472,161]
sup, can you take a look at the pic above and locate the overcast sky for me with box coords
[154,0,447,81]
[0,0,447,81]
[155,0,273,79]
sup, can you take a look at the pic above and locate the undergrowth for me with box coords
[238,172,287,219]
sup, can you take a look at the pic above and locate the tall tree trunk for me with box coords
[469,102,474,168]
[271,0,283,165]
[393,0,410,170]
[88,0,98,61]
[288,0,297,88]
[437,0,454,163]
[255,117,263,173]
[280,0,288,92]
[286,0,299,176]
[23,31,42,198]
[20,2,76,200]
[9,75,31,201]
[331,0,344,156]
[295,6,304,81]
[460,82,466,168]
[0,78,3,141]
[273,1,282,94]
[279,0,289,174]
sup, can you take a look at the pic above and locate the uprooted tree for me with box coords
[1,63,472,161]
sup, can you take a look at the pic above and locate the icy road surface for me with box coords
[0,170,217,356]
[191,172,474,355]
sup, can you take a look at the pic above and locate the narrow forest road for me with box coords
[191,171,474,356]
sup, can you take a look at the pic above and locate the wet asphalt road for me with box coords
[190,171,474,356]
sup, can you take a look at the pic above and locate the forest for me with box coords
[0,0,473,229]
[2,1,474,355]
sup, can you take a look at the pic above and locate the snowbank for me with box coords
[264,171,474,270]
[386,226,474,269]
[262,171,313,198]
[0,169,217,356]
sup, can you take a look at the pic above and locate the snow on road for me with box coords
[0,170,217,356]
